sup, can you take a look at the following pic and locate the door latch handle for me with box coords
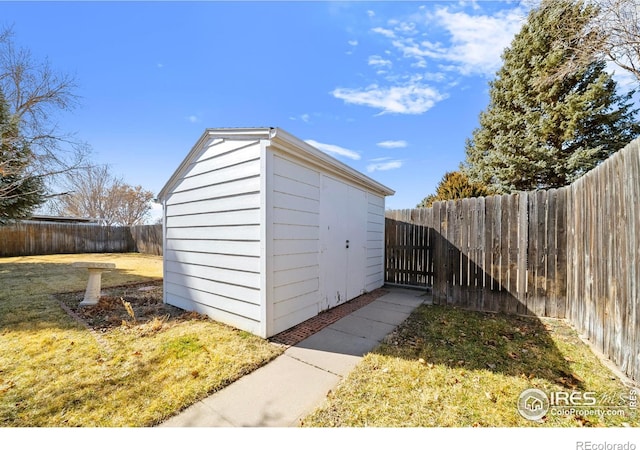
[346,240,350,249]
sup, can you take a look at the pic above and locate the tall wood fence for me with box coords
[385,137,640,381]
[386,188,567,317]
[0,222,163,257]
[566,138,640,380]
[129,224,163,256]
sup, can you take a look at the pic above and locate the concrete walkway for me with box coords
[159,287,431,427]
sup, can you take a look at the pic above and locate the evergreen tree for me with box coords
[0,90,45,223]
[463,0,640,194]
[417,171,489,208]
[417,194,437,209]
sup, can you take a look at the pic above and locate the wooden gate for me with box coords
[385,214,433,288]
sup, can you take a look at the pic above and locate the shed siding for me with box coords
[164,138,263,333]
[160,129,393,339]
[270,154,321,334]
[366,193,385,291]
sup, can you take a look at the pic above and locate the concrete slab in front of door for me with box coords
[327,314,398,342]
[285,327,378,376]
[366,299,420,314]
[351,303,412,325]
[377,291,429,309]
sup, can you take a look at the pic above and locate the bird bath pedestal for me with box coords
[72,262,116,306]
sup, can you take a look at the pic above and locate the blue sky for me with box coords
[3,0,631,222]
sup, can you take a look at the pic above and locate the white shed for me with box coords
[157,127,394,338]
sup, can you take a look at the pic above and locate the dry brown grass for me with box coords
[303,304,639,427]
[0,253,283,427]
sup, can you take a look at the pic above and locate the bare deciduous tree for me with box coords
[598,0,640,81]
[0,26,90,198]
[48,165,155,226]
[547,0,640,84]
[110,184,155,226]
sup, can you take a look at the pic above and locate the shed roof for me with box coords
[158,127,395,201]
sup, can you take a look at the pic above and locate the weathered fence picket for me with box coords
[0,222,163,257]
[565,138,640,381]
[385,138,640,381]
[386,189,568,317]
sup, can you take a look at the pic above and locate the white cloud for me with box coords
[387,6,526,77]
[332,4,527,115]
[377,140,407,149]
[395,21,418,36]
[304,139,361,160]
[368,55,392,67]
[156,63,164,69]
[364,4,529,79]
[186,115,200,123]
[289,113,312,123]
[423,71,446,82]
[367,159,403,172]
[431,7,526,75]
[367,10,375,18]
[372,27,396,39]
[391,39,442,61]
[332,83,447,115]
[348,40,358,46]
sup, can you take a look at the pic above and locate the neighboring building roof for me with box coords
[25,215,100,224]
[158,127,395,201]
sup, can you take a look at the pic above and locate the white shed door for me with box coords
[320,176,367,310]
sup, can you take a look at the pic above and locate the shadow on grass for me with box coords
[378,303,585,391]
[383,219,582,389]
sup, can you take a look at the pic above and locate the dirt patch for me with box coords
[56,281,202,334]
[57,283,390,344]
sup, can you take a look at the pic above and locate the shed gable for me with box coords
[163,137,264,335]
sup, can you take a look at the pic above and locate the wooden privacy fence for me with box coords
[129,224,163,256]
[0,222,163,257]
[566,138,640,380]
[386,188,567,317]
[385,137,640,381]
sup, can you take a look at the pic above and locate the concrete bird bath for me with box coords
[72,261,116,306]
